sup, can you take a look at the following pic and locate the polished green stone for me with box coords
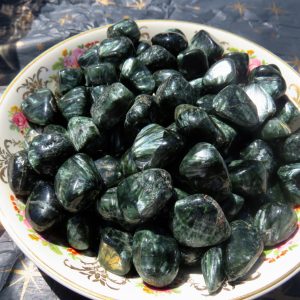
[84,63,117,86]
[8,150,36,197]
[133,230,180,287]
[225,220,263,282]
[25,181,63,232]
[277,101,300,132]
[55,153,103,213]
[98,227,133,276]
[224,52,249,82]
[179,245,204,267]
[190,77,205,98]
[201,246,225,294]
[43,124,67,136]
[28,133,74,176]
[171,194,231,247]
[120,58,155,94]
[179,143,231,200]
[136,40,151,56]
[24,128,42,149]
[107,124,131,157]
[260,118,291,141]
[282,132,300,163]
[89,85,107,103]
[254,202,297,246]
[153,69,181,89]
[21,88,57,126]
[220,193,244,221]
[195,94,215,113]
[57,86,91,120]
[67,214,90,250]
[91,82,134,131]
[117,168,173,225]
[58,68,84,94]
[78,45,100,69]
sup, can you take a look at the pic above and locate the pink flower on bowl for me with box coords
[63,47,85,68]
[249,58,262,71]
[12,111,28,130]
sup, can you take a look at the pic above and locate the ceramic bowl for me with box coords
[1,20,300,300]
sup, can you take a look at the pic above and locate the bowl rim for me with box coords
[1,19,300,300]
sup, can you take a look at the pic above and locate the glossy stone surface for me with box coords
[244,83,276,123]
[221,193,244,221]
[224,52,249,82]
[201,246,225,294]
[179,143,231,200]
[91,82,134,131]
[151,32,188,56]
[117,168,173,225]
[278,163,300,204]
[120,58,155,94]
[107,18,140,44]
[43,124,67,135]
[194,94,214,113]
[58,68,84,94]
[260,118,291,141]
[177,48,209,80]
[229,160,268,198]
[136,40,151,56]
[98,227,133,276]
[57,86,91,120]
[212,84,259,129]
[190,77,205,98]
[8,150,36,197]
[172,194,231,247]
[153,69,181,89]
[89,85,107,103]
[254,202,297,246]
[133,230,180,287]
[21,88,57,126]
[28,133,74,176]
[55,153,103,213]
[67,214,90,250]
[94,155,123,188]
[225,220,264,282]
[99,36,135,65]
[68,116,105,156]
[84,63,117,86]
[107,124,131,157]
[77,45,100,69]
[277,101,300,132]
[137,45,176,72]
[179,245,204,267]
[24,127,43,149]
[190,30,224,64]
[25,181,63,232]
[282,132,300,163]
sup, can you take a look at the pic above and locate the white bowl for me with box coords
[1,20,300,300]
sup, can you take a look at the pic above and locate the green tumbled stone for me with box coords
[201,246,225,294]
[282,132,300,163]
[24,127,42,149]
[190,77,205,98]
[8,150,36,197]
[117,168,174,225]
[179,245,204,267]
[84,63,117,86]
[277,101,300,132]
[260,118,291,141]
[221,193,245,221]
[78,45,100,69]
[25,181,63,232]
[254,202,297,246]
[43,124,67,136]
[195,94,215,113]
[98,227,133,276]
[153,69,181,89]
[55,153,103,213]
[94,155,123,188]
[89,85,107,103]
[28,133,74,176]
[224,52,249,82]
[67,214,90,250]
[58,68,84,94]
[99,36,135,65]
[107,124,131,157]
[57,86,91,120]
[133,230,180,287]
[21,88,57,126]
[91,82,134,131]
[136,40,151,56]
[171,194,231,247]
[225,220,264,282]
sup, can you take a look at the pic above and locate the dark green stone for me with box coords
[221,193,245,221]
[24,128,42,149]
[107,124,131,157]
[151,32,188,56]
[67,214,90,250]
[21,88,57,126]
[117,168,173,225]
[94,155,123,188]
[77,45,100,69]
[254,202,297,246]
[201,246,225,294]
[203,58,238,92]
[25,181,63,232]
[153,69,182,89]
[107,18,140,44]
[58,68,84,94]
[137,45,176,72]
[99,36,135,65]
[57,86,91,120]
[43,124,67,136]
[194,94,215,113]
[282,132,300,163]
[277,101,300,132]
[98,227,133,276]
[177,48,209,80]
[136,40,151,56]
[224,220,264,282]
[91,82,134,131]
[189,30,224,64]
[28,133,74,176]
[8,150,36,197]
[278,163,300,204]
[120,58,155,94]
[229,160,268,198]
[212,84,259,129]
[179,143,231,200]
[224,52,249,82]
[179,245,204,267]
[133,230,180,287]
[84,63,117,86]
[89,85,107,103]
[55,153,103,213]
[171,194,231,247]
[260,118,291,141]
